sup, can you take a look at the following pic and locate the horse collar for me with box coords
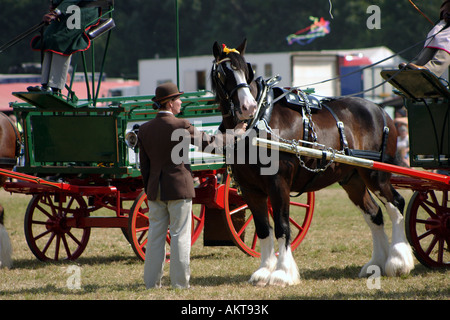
[247,76,278,130]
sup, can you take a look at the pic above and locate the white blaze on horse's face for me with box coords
[225,61,257,121]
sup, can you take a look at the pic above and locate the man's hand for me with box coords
[43,12,58,24]
[43,9,61,24]
[234,122,247,136]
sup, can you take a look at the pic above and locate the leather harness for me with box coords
[250,76,390,164]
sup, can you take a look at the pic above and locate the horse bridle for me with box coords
[212,57,253,119]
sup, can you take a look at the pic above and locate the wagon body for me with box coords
[12,91,222,180]
[5,91,222,260]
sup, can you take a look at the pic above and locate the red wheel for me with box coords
[191,204,206,244]
[24,193,90,261]
[223,175,315,257]
[406,190,449,269]
[128,191,205,261]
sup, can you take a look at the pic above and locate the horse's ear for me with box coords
[213,41,222,60]
[236,38,247,56]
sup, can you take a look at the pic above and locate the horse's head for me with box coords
[211,39,257,122]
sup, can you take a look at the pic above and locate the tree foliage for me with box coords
[0,0,443,78]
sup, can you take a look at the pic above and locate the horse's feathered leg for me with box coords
[242,193,277,286]
[267,180,300,286]
[361,170,414,277]
[383,199,415,276]
[249,228,277,286]
[269,236,300,286]
[339,171,390,276]
[344,168,414,277]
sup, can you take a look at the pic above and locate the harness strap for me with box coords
[321,104,390,162]
[248,76,279,130]
[229,83,251,104]
[301,108,310,146]
[322,104,349,154]
[380,110,390,162]
[0,158,18,166]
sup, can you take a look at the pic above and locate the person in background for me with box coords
[396,125,410,167]
[400,0,450,77]
[27,0,99,94]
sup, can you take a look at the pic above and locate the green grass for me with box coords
[0,186,448,300]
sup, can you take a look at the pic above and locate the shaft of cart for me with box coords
[252,137,450,186]
[0,167,118,194]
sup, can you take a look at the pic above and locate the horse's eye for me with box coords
[231,64,238,71]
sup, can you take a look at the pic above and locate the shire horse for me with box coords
[211,40,414,286]
[0,112,20,269]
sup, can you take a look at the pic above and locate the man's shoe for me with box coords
[398,62,407,69]
[50,87,61,95]
[27,85,52,93]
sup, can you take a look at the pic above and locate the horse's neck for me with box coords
[267,102,303,139]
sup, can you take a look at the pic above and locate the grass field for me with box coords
[0,185,448,301]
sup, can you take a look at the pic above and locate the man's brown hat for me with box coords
[152,82,184,103]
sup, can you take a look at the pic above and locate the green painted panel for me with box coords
[31,116,118,163]
[407,100,450,168]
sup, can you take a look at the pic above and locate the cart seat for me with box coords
[12,91,81,110]
[380,69,450,100]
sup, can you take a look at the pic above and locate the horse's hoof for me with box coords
[268,270,300,287]
[250,279,268,287]
[249,267,272,286]
[385,243,414,277]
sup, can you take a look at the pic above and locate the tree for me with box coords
[0,0,444,78]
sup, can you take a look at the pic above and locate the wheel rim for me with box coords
[406,190,450,268]
[24,193,90,261]
[223,175,315,257]
[128,191,205,261]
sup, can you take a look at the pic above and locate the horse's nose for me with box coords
[243,99,257,116]
[238,89,257,119]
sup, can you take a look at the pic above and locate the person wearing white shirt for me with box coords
[401,1,450,77]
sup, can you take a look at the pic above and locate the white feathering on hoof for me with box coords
[268,238,300,287]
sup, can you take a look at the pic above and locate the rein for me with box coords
[408,0,434,26]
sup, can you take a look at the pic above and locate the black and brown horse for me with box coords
[0,112,20,268]
[212,40,414,286]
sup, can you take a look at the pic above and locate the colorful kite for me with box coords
[287,16,331,46]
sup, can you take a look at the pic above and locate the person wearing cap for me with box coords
[27,0,100,94]
[400,1,450,77]
[138,82,246,289]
